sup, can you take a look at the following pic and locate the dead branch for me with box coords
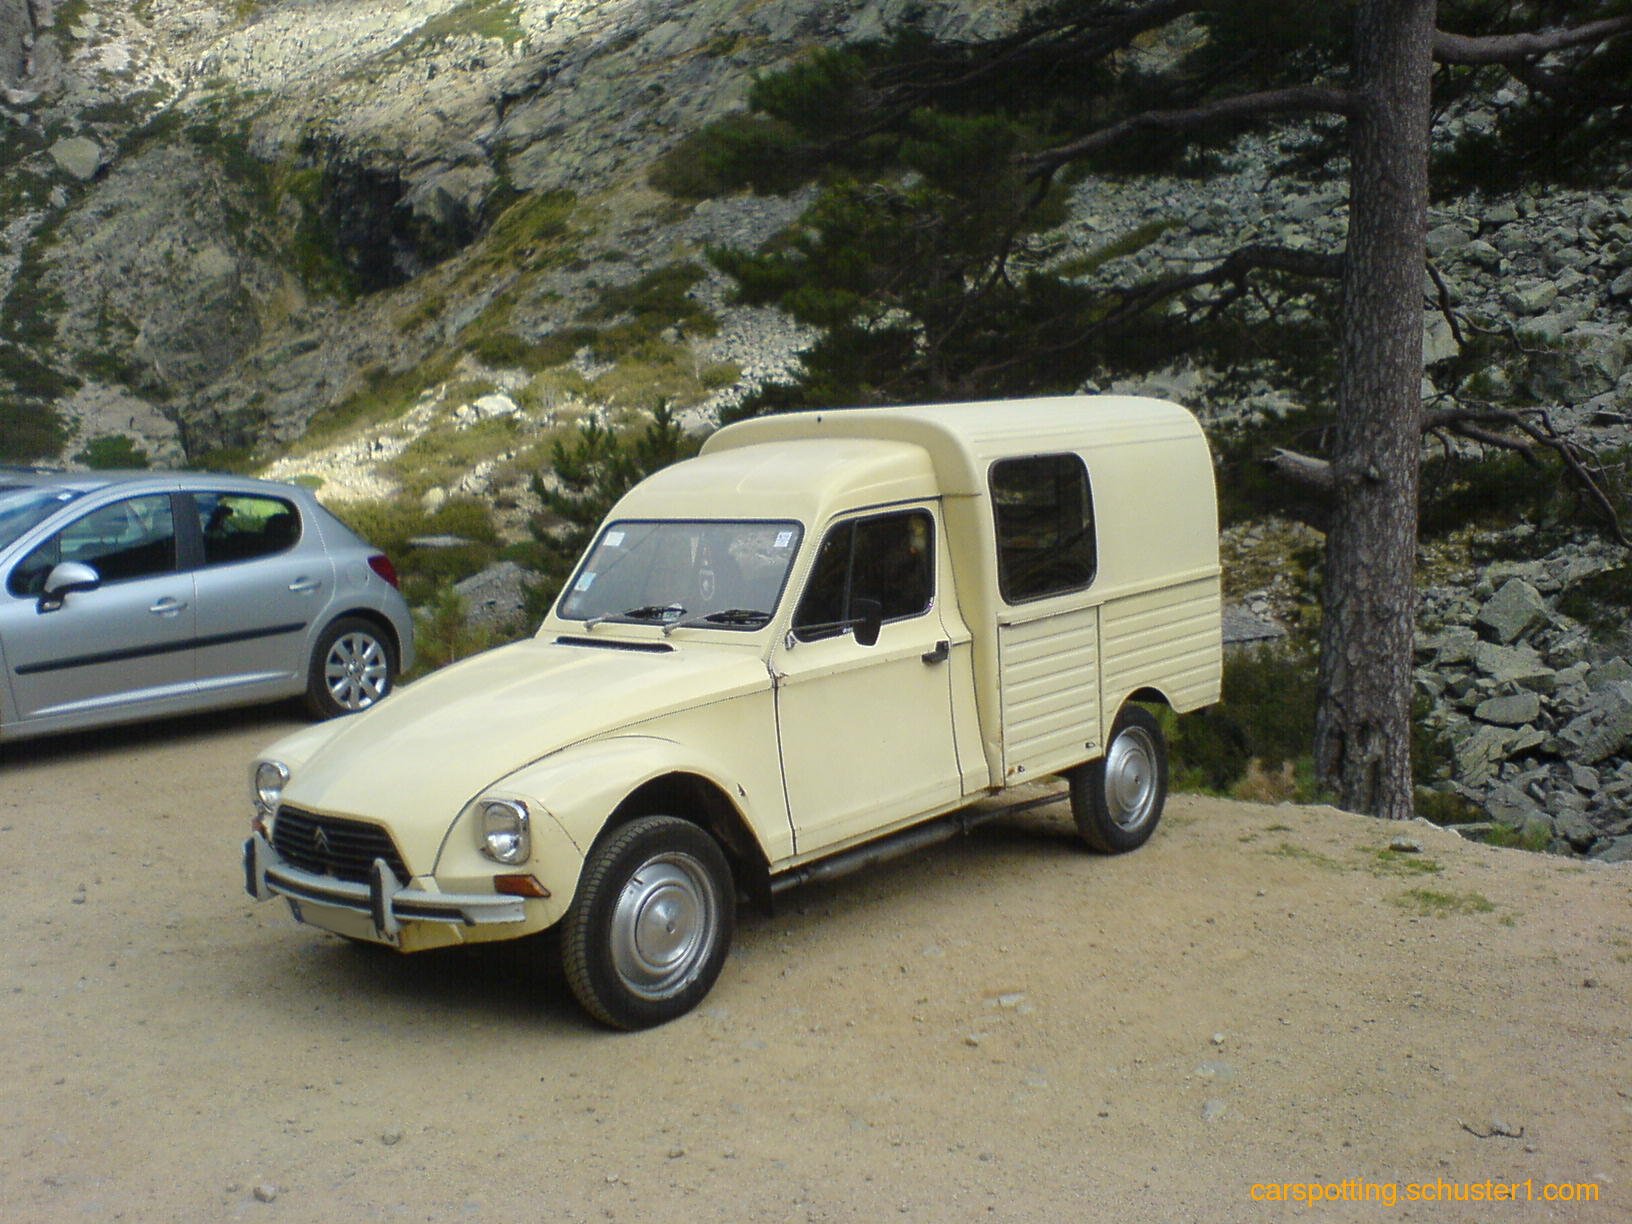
[1267,406,1631,546]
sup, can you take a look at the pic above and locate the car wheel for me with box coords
[561,815,735,1030]
[305,617,396,719]
[1070,705,1168,854]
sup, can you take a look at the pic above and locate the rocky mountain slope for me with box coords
[1,1,1630,856]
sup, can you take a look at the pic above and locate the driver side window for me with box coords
[792,510,934,641]
[6,495,177,598]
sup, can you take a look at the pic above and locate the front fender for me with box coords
[434,734,780,913]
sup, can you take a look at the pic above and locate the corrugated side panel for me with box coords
[998,605,1100,781]
[1099,577,1222,714]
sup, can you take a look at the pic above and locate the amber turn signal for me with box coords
[494,874,550,898]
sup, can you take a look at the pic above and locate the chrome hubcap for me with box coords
[1104,726,1159,830]
[325,633,389,710]
[610,852,719,1001]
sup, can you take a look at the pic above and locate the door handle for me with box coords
[921,639,950,664]
[288,578,322,594]
[149,597,188,617]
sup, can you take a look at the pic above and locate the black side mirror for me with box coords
[39,561,101,612]
[851,597,883,647]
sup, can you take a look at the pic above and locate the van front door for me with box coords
[772,507,964,856]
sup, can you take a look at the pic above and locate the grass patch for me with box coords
[386,0,526,56]
[1391,887,1497,917]
[1371,849,1444,877]
[389,413,523,498]
[1479,822,1554,853]
[299,353,459,448]
[1264,841,1345,872]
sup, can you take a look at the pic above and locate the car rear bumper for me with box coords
[243,832,527,944]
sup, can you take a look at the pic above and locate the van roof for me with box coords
[701,396,1203,497]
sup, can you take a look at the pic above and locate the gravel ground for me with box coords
[1,707,1629,1222]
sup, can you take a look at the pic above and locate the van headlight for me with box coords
[479,799,531,864]
[253,760,289,816]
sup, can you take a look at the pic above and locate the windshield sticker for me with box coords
[574,572,596,592]
[773,531,794,548]
[605,531,625,547]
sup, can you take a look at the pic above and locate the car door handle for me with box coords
[921,639,950,664]
[288,577,322,594]
[149,597,188,617]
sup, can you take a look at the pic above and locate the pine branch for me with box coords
[1019,86,1357,175]
[1433,16,1632,66]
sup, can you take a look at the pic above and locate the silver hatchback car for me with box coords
[0,468,414,742]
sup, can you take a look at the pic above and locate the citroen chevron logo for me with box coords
[312,825,332,868]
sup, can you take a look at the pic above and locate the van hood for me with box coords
[276,636,770,827]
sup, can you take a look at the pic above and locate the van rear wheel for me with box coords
[1070,706,1168,853]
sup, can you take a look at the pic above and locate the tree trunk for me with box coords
[1314,0,1435,819]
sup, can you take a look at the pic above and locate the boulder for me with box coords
[1455,725,1517,786]
[1473,692,1541,727]
[453,561,531,631]
[1557,682,1632,764]
[1475,578,1547,643]
[1555,811,1599,852]
[49,135,103,181]
[1590,836,1632,864]
[1473,641,1556,692]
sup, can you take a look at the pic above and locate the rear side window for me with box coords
[195,493,300,566]
[990,454,1096,603]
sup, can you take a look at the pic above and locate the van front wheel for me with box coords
[1070,706,1168,853]
[562,816,735,1030]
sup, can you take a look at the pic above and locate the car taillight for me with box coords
[367,554,400,588]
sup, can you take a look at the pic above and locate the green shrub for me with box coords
[332,496,499,606]
[74,434,151,469]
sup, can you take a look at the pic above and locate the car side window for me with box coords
[792,510,934,641]
[990,454,1097,603]
[7,495,177,597]
[196,493,300,566]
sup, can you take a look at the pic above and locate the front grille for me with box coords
[271,806,409,885]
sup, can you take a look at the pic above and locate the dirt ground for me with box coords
[1,706,1629,1223]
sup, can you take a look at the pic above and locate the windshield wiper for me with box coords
[661,608,772,636]
[583,603,686,630]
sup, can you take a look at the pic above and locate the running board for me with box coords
[768,789,1066,898]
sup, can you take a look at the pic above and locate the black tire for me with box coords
[304,616,397,719]
[561,816,735,1030]
[1070,705,1168,854]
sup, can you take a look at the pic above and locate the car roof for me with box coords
[0,467,312,499]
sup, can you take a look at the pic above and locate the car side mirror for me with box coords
[851,597,883,647]
[39,561,101,611]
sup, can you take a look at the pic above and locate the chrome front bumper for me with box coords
[243,832,527,943]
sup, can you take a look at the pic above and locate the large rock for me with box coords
[1475,578,1547,643]
[1591,836,1632,864]
[453,561,532,631]
[1455,725,1517,786]
[1473,691,1541,727]
[1557,682,1632,764]
[1473,641,1556,692]
[49,135,104,181]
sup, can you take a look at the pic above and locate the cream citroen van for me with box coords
[245,396,1222,1027]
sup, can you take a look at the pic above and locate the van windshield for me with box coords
[559,519,804,629]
